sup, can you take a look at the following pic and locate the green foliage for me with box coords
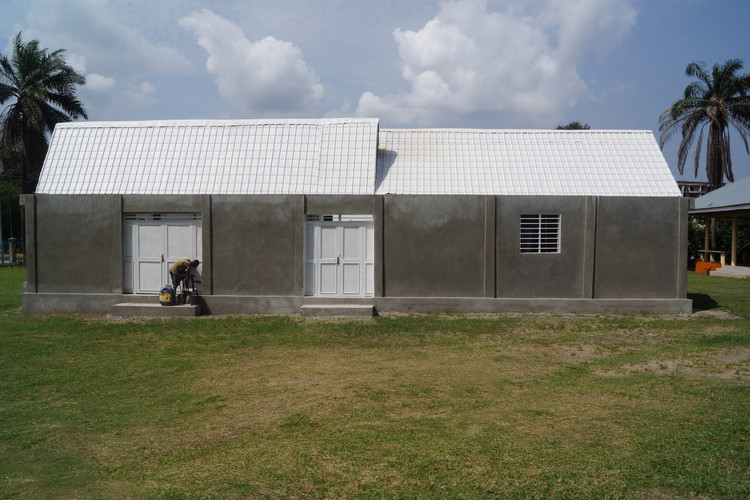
[0,162,22,240]
[688,215,750,266]
[1,269,749,498]
[687,216,705,266]
[0,32,87,194]
[659,59,750,190]
[555,121,590,130]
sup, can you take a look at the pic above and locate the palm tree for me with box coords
[0,32,87,194]
[659,59,750,191]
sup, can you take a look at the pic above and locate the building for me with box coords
[676,180,712,198]
[689,175,750,278]
[21,118,691,315]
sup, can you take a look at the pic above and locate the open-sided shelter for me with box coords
[21,118,691,315]
[689,175,750,278]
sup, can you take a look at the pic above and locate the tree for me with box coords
[658,59,750,191]
[555,121,590,130]
[0,32,87,194]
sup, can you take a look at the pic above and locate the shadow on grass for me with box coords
[688,293,718,312]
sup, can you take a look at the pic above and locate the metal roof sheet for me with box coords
[691,175,750,213]
[36,118,379,195]
[37,119,680,197]
[375,129,680,196]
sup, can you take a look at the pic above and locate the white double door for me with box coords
[123,215,202,293]
[305,219,374,297]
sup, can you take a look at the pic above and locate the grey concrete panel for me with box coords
[122,195,204,213]
[22,292,123,314]
[594,197,682,299]
[374,196,384,297]
[370,297,693,315]
[483,196,497,297]
[210,195,300,295]
[305,195,380,215]
[496,196,590,298]
[21,195,37,292]
[201,295,302,315]
[201,196,213,294]
[384,195,486,297]
[292,196,305,296]
[581,197,597,298]
[35,195,122,293]
[677,198,689,298]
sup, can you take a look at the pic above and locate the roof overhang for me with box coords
[689,204,750,216]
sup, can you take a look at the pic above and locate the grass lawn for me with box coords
[0,268,748,499]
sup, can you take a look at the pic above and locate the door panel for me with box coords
[137,261,163,293]
[320,263,338,294]
[320,227,337,258]
[138,225,162,259]
[342,263,360,295]
[342,226,360,259]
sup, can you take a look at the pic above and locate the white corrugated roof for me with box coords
[36,118,379,195]
[36,119,680,197]
[376,129,680,196]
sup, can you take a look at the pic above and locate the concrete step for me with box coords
[710,266,750,279]
[300,304,375,317]
[113,302,202,317]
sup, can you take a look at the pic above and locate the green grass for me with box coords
[0,270,748,498]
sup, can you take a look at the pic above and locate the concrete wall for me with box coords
[496,196,595,299]
[22,193,690,314]
[210,195,302,296]
[383,195,490,297]
[30,195,122,293]
[594,197,688,299]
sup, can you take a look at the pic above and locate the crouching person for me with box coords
[169,258,200,289]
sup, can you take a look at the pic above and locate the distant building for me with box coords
[677,181,712,198]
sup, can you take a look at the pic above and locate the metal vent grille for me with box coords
[520,214,560,253]
[124,213,201,221]
[306,214,373,222]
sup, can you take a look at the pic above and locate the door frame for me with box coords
[123,213,202,293]
[304,215,374,297]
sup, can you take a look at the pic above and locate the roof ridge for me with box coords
[55,117,380,129]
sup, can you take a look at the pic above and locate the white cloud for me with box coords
[25,0,190,81]
[179,9,324,115]
[139,81,156,94]
[356,0,637,127]
[66,53,87,74]
[86,73,116,93]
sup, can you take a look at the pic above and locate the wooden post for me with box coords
[731,215,738,266]
[704,215,711,261]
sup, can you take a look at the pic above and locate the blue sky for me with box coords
[2,0,749,183]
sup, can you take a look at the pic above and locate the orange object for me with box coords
[695,261,722,275]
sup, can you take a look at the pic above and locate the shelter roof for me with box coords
[36,119,680,197]
[690,175,750,214]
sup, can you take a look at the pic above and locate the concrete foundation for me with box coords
[113,303,201,317]
[23,292,693,315]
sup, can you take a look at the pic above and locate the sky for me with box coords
[1,0,749,183]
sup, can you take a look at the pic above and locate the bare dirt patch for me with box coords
[690,309,742,320]
[594,349,750,381]
[712,348,750,363]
